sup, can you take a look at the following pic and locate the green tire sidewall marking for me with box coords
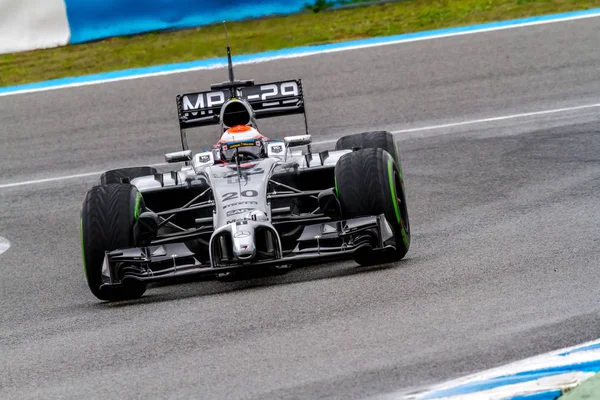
[134,192,142,220]
[400,222,409,249]
[387,158,401,224]
[80,217,88,282]
[394,140,404,180]
[387,157,410,249]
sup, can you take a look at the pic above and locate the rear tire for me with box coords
[334,148,410,266]
[100,166,157,185]
[80,184,147,301]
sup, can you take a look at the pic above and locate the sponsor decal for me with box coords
[182,91,226,116]
[234,231,251,239]
[181,81,300,117]
[270,145,283,154]
[226,208,255,217]
[197,154,211,163]
[226,140,257,149]
[223,201,258,209]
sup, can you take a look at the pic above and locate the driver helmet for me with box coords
[218,125,267,162]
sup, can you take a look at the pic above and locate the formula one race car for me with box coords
[80,43,411,301]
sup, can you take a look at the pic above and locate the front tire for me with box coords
[80,184,147,301]
[335,130,402,170]
[334,148,410,266]
[100,166,157,185]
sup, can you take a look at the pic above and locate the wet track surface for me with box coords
[1,17,600,400]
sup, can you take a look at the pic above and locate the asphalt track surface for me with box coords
[1,17,600,400]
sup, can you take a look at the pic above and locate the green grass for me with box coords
[560,372,600,399]
[1,0,599,87]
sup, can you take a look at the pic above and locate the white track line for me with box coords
[391,102,600,135]
[1,102,599,190]
[0,171,104,189]
[0,237,10,255]
[0,163,169,189]
[301,102,600,145]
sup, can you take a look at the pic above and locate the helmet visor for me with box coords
[221,139,263,161]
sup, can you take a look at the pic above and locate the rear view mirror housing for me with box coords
[284,135,312,148]
[165,150,192,163]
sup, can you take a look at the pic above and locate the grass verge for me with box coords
[560,372,600,399]
[1,0,599,87]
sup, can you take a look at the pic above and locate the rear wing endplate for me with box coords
[176,79,306,129]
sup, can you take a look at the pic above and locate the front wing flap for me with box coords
[99,214,396,292]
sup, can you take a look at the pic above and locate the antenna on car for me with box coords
[224,22,235,84]
[210,22,254,91]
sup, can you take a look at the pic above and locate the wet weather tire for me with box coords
[100,166,157,185]
[80,184,147,301]
[335,148,410,266]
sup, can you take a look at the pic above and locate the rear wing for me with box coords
[176,79,306,129]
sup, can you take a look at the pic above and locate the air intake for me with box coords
[221,99,253,128]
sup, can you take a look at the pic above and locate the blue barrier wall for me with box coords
[64,0,310,44]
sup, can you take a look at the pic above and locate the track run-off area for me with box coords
[1,13,600,400]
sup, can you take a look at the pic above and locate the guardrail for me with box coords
[0,0,311,54]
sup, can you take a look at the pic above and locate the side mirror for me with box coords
[284,135,312,148]
[165,150,192,163]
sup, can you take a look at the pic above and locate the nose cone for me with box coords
[232,229,256,260]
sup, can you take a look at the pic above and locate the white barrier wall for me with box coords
[0,0,70,54]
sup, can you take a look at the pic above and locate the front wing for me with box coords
[98,214,396,294]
